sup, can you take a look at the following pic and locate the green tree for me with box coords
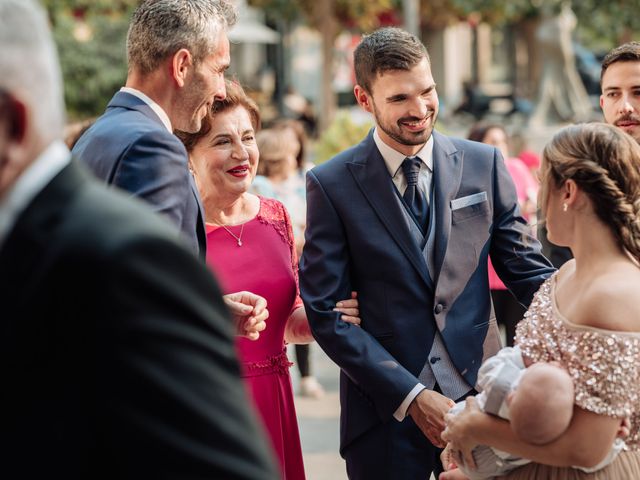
[42,0,138,120]
[42,0,140,120]
[41,0,138,20]
[53,15,131,119]
[430,0,640,46]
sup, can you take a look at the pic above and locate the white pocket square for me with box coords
[451,191,487,210]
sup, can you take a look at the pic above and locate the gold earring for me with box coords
[562,203,568,212]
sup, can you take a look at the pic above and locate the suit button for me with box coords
[430,356,441,364]
[434,303,444,314]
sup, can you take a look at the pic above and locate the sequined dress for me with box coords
[206,197,305,480]
[497,274,640,479]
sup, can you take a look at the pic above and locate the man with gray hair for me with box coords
[0,1,278,478]
[73,0,231,256]
[73,0,269,338]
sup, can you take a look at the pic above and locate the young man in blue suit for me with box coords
[299,27,555,480]
[72,0,266,330]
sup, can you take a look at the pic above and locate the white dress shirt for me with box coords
[120,86,172,133]
[0,140,70,250]
[373,128,433,203]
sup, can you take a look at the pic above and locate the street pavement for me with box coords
[291,344,346,480]
[292,345,438,480]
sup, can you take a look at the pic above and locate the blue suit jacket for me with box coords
[300,130,554,457]
[72,91,206,257]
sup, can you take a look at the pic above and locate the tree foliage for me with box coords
[249,0,397,32]
[41,0,139,19]
[572,0,640,45]
[42,0,138,119]
[425,0,640,45]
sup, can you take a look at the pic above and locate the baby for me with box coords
[445,346,625,479]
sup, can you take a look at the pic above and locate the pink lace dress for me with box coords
[206,196,305,480]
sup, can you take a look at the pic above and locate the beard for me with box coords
[372,102,436,147]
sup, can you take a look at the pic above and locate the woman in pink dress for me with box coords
[177,81,360,480]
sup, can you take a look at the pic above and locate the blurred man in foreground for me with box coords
[0,1,278,478]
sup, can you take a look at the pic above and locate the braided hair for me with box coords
[541,123,640,261]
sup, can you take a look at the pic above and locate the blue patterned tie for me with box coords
[401,157,429,231]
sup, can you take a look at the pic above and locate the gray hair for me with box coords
[127,0,237,75]
[0,0,65,140]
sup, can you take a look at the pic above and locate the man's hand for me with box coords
[442,396,482,471]
[407,389,455,448]
[224,291,269,341]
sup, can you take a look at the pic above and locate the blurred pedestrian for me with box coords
[253,127,306,254]
[468,123,538,346]
[539,41,640,268]
[529,2,591,125]
[253,122,325,398]
[63,118,94,149]
[284,86,317,137]
[0,1,279,478]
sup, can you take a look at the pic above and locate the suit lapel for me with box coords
[347,131,433,290]
[107,91,167,129]
[190,173,207,259]
[431,131,464,284]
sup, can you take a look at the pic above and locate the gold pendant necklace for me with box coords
[220,224,244,247]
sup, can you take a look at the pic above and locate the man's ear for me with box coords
[354,84,372,113]
[0,93,31,196]
[1,93,28,143]
[171,48,193,88]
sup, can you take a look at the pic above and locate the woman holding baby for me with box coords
[441,123,640,479]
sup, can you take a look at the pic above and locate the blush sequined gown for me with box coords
[498,275,640,479]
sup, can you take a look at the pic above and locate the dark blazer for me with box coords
[72,91,206,257]
[0,161,278,479]
[300,130,554,478]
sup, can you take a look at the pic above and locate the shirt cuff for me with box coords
[393,383,426,422]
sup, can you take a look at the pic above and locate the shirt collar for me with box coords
[120,86,173,133]
[373,128,434,178]
[0,140,70,250]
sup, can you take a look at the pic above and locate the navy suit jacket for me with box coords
[72,91,206,257]
[300,130,555,454]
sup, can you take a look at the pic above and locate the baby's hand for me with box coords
[617,417,631,439]
[440,444,458,471]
